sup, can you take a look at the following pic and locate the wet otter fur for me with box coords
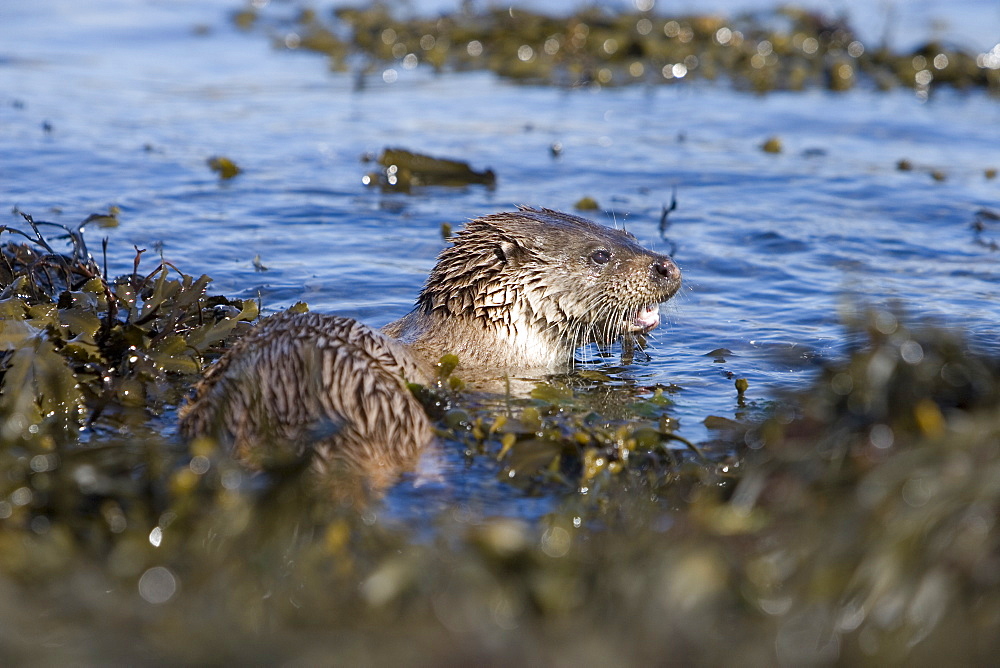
[180,207,681,481]
[180,314,433,483]
[383,208,681,371]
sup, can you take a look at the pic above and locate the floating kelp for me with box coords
[441,376,714,494]
[243,3,1000,93]
[207,155,242,180]
[364,148,496,190]
[82,205,120,229]
[760,136,783,153]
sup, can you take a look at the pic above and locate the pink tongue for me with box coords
[634,304,660,331]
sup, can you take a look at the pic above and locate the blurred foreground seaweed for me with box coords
[246,3,1000,94]
[3,215,1000,663]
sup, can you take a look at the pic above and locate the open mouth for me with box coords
[631,304,661,332]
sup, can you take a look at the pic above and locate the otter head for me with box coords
[417,207,681,368]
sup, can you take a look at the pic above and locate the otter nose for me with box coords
[652,257,678,280]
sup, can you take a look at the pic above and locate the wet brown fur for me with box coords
[384,207,681,371]
[180,312,433,483]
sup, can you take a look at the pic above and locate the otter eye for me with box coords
[590,249,611,265]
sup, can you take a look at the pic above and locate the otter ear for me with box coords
[495,239,522,264]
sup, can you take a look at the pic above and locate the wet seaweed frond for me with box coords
[443,374,724,496]
[0,213,258,444]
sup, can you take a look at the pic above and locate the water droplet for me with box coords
[138,566,177,604]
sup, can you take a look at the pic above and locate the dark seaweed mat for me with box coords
[245,4,1000,94]
[0,213,257,438]
[3,214,1000,665]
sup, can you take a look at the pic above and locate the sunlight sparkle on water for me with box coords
[978,44,1000,68]
[663,63,688,79]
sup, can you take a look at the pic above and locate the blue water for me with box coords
[3,0,999,519]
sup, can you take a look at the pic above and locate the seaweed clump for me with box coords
[4,214,1000,664]
[435,372,722,499]
[719,310,1000,664]
[0,209,262,550]
[363,147,496,190]
[0,214,257,441]
[3,300,1000,665]
[245,3,1000,94]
